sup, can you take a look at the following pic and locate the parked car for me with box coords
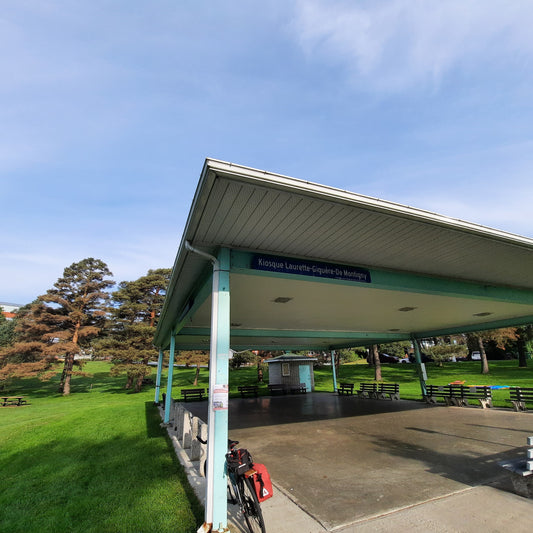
[379,353,400,364]
[470,351,481,361]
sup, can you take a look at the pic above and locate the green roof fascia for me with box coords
[178,327,410,341]
[230,250,533,305]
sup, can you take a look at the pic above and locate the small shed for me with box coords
[266,354,317,392]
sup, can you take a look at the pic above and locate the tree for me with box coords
[41,258,114,395]
[0,308,16,348]
[100,268,171,392]
[425,343,468,366]
[0,301,58,388]
[370,344,382,381]
[178,350,209,385]
[515,325,533,367]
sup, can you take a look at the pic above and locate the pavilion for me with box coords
[153,158,533,532]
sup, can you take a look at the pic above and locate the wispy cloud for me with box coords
[291,0,533,91]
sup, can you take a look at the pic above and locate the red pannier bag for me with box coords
[249,463,273,502]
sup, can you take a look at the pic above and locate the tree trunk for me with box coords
[125,375,134,389]
[478,336,489,374]
[516,328,528,368]
[372,344,382,381]
[62,353,74,395]
[61,321,81,395]
[134,374,143,393]
[193,363,200,386]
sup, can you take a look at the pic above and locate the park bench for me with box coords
[425,384,492,408]
[1,396,26,407]
[377,383,400,400]
[458,386,493,408]
[268,383,288,395]
[238,385,259,397]
[357,382,378,399]
[290,383,307,394]
[180,388,206,402]
[425,385,455,405]
[508,387,533,412]
[337,382,354,395]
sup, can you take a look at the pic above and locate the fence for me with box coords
[160,398,208,477]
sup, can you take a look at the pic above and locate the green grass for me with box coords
[172,359,533,407]
[0,362,203,533]
[319,359,533,407]
[3,359,532,532]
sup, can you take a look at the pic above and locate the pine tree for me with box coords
[41,258,114,395]
[100,268,171,392]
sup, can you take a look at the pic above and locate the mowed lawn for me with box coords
[0,362,203,533]
[2,359,533,533]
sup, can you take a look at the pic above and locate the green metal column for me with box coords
[154,348,164,404]
[411,337,427,397]
[164,334,175,424]
[331,350,338,392]
[205,248,231,532]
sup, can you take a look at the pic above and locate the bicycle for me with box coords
[226,439,266,533]
[196,436,268,533]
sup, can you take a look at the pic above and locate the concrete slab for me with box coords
[184,393,533,532]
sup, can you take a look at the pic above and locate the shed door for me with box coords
[299,364,312,391]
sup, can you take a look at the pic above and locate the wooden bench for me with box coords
[268,384,288,395]
[508,387,533,411]
[180,388,206,402]
[458,386,493,408]
[425,384,492,408]
[425,385,455,405]
[238,385,259,397]
[1,396,26,406]
[337,382,354,395]
[357,382,378,399]
[377,383,400,400]
[290,383,307,394]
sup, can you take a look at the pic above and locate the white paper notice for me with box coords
[213,384,229,410]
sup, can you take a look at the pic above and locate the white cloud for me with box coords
[291,0,533,91]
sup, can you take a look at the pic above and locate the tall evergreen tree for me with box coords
[41,258,114,395]
[100,268,171,392]
[0,301,57,386]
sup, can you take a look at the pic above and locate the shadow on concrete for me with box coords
[185,392,426,430]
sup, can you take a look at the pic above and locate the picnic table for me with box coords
[1,396,26,406]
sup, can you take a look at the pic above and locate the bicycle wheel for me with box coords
[241,476,266,533]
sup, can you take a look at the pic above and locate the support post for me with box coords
[206,247,231,532]
[164,334,176,424]
[185,243,231,533]
[154,348,164,404]
[412,337,427,397]
[331,350,338,392]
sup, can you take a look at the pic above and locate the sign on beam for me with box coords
[252,254,371,284]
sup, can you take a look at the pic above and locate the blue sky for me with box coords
[2,1,533,305]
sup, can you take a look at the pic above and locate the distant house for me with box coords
[0,301,23,320]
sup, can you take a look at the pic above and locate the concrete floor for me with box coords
[185,393,533,531]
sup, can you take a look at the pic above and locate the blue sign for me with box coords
[251,254,371,283]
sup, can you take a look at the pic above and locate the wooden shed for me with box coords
[266,354,317,392]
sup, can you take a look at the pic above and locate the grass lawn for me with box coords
[0,362,203,533]
[2,359,532,533]
[173,359,533,407]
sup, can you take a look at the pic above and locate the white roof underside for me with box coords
[155,159,533,350]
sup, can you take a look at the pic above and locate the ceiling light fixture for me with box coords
[473,312,493,317]
[398,306,417,312]
[273,297,293,303]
